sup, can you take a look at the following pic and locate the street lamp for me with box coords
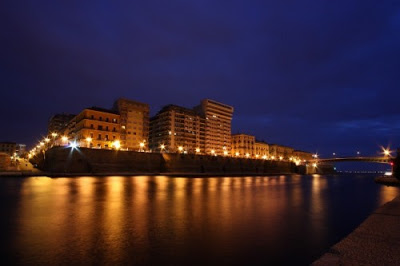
[51,132,58,138]
[139,142,145,151]
[160,144,165,151]
[61,136,68,145]
[178,146,183,153]
[113,140,121,150]
[86,137,92,148]
[211,149,215,156]
[195,148,200,153]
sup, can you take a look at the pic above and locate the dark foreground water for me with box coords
[0,174,398,265]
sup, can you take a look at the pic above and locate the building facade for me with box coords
[150,105,205,153]
[293,150,313,161]
[0,142,16,156]
[72,107,121,149]
[254,141,269,158]
[113,98,149,151]
[194,99,234,155]
[231,134,255,157]
[48,113,76,134]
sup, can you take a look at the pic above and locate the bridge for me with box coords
[310,156,394,164]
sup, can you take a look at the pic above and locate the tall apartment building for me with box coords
[149,105,205,153]
[231,134,255,157]
[113,98,149,151]
[194,99,234,155]
[72,107,121,149]
[48,113,76,134]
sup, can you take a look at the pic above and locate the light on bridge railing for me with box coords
[382,147,392,157]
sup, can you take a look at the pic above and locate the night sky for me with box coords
[1,1,399,164]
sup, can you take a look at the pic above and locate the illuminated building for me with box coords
[293,150,313,161]
[71,107,121,149]
[255,141,269,158]
[194,99,234,155]
[149,105,205,153]
[269,144,277,159]
[48,113,76,134]
[231,134,255,157]
[113,98,149,151]
[16,144,26,157]
[271,145,294,160]
[0,142,17,156]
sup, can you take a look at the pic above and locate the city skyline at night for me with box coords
[1,1,399,159]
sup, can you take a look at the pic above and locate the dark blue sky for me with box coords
[1,0,399,160]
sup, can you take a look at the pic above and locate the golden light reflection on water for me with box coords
[8,175,400,265]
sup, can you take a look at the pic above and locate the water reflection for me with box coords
[0,175,397,265]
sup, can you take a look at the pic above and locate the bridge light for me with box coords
[382,147,392,157]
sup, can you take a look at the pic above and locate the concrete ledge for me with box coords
[313,196,400,265]
[375,176,400,187]
[0,172,295,178]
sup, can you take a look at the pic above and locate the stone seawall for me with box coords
[31,147,299,175]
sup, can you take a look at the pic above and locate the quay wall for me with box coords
[31,147,301,175]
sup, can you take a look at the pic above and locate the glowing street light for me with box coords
[39,142,45,146]
[262,155,267,160]
[313,163,318,168]
[245,153,250,158]
[255,154,259,159]
[113,140,121,150]
[271,156,275,160]
[139,142,145,151]
[223,150,229,156]
[160,144,165,151]
[211,149,215,155]
[44,138,50,143]
[51,132,58,138]
[195,148,200,153]
[178,146,183,152]
[279,156,283,160]
[70,141,78,149]
[61,136,68,142]
[235,152,239,157]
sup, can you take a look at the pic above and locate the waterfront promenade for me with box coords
[313,195,400,265]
